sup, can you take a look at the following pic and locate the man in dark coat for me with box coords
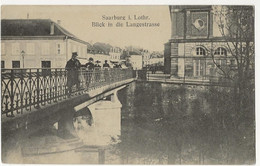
[103,60,110,68]
[84,57,95,89]
[94,60,101,68]
[85,57,95,70]
[65,52,81,94]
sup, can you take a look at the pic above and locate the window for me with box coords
[221,59,227,66]
[42,43,50,55]
[27,43,35,55]
[41,61,51,68]
[185,64,193,77]
[56,43,64,55]
[1,61,5,68]
[1,43,5,55]
[230,59,235,65]
[12,61,20,68]
[12,43,20,55]
[214,47,227,56]
[193,59,205,77]
[196,47,206,56]
[41,61,51,76]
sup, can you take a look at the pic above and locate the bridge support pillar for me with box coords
[110,90,122,107]
[85,90,122,145]
[58,106,77,139]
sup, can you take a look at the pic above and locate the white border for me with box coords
[0,1,259,166]
[0,0,259,5]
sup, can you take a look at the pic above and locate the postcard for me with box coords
[1,5,256,165]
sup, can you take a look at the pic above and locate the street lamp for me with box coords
[21,50,25,68]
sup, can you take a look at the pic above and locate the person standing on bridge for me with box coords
[65,52,81,95]
[103,60,110,68]
[84,57,95,89]
[85,57,95,70]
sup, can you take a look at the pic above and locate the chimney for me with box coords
[50,22,54,35]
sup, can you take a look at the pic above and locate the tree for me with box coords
[212,6,254,113]
[120,50,132,68]
[207,6,255,164]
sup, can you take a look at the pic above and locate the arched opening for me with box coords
[196,47,206,56]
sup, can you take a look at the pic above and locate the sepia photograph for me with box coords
[1,4,256,165]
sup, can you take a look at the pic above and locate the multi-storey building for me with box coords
[109,47,122,63]
[129,55,143,70]
[164,6,239,80]
[142,50,151,67]
[1,19,88,69]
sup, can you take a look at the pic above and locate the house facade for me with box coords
[1,19,88,69]
[164,6,236,80]
[109,47,122,63]
[129,55,142,70]
[142,50,151,67]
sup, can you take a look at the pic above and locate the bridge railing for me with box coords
[1,68,135,117]
[137,70,233,85]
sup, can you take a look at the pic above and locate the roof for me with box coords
[1,19,88,45]
[129,51,141,55]
[93,42,113,55]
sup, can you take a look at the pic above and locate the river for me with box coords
[2,81,255,164]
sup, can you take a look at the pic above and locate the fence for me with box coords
[137,69,232,86]
[1,68,135,117]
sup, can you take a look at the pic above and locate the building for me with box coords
[109,47,122,63]
[164,6,242,80]
[142,50,151,67]
[129,55,142,70]
[85,43,111,65]
[1,19,88,69]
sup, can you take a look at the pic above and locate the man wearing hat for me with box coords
[84,57,95,88]
[85,57,95,70]
[65,52,81,95]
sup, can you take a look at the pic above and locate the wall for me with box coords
[129,55,142,70]
[109,52,121,62]
[68,39,88,62]
[1,39,88,69]
[1,39,67,68]
[171,41,233,78]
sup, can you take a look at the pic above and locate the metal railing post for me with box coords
[20,69,24,114]
[29,69,32,111]
[9,69,14,116]
[36,69,40,109]
[54,69,58,102]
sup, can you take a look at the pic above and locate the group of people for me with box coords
[65,52,116,95]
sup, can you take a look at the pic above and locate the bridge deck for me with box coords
[1,68,136,119]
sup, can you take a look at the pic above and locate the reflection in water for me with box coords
[114,82,255,165]
[74,100,121,146]
[2,81,254,164]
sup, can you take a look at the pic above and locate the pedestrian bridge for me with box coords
[1,68,136,137]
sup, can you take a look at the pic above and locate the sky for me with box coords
[1,5,171,52]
